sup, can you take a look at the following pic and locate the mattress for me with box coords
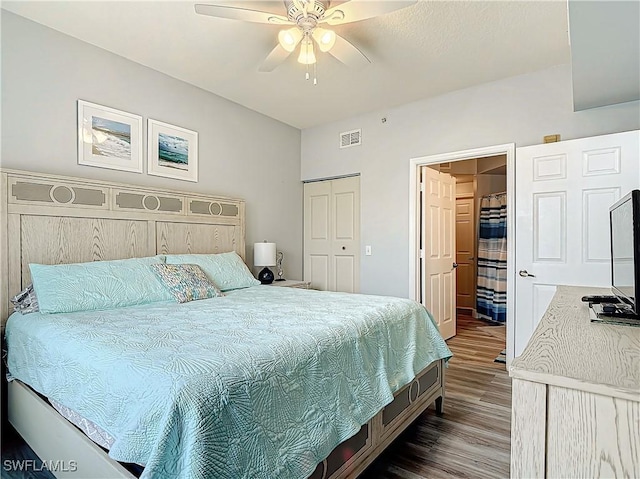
[5,285,452,479]
[49,397,115,450]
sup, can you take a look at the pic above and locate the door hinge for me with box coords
[420,182,425,192]
[419,249,424,259]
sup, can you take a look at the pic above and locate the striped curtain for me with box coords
[476,193,507,323]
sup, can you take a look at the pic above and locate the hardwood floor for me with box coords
[0,428,55,479]
[361,311,511,479]
[1,312,510,479]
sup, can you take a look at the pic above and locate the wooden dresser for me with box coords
[510,286,640,478]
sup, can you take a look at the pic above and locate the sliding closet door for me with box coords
[304,180,331,291]
[304,176,360,292]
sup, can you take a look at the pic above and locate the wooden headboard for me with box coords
[0,169,246,326]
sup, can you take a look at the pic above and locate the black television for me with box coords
[609,189,640,316]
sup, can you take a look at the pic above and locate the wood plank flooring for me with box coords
[1,312,510,479]
[0,430,55,479]
[361,312,511,479]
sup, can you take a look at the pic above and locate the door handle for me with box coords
[469,257,475,261]
[519,270,536,278]
[452,262,458,270]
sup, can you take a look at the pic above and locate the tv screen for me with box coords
[610,189,640,315]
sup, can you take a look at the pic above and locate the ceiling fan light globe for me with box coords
[278,27,302,52]
[297,39,316,64]
[312,27,336,52]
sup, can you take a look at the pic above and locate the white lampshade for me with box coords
[254,242,276,267]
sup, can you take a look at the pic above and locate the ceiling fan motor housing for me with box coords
[286,0,328,27]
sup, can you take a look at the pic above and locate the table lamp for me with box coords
[254,241,276,284]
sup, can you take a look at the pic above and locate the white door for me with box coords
[304,176,360,292]
[456,196,476,310]
[304,180,331,291]
[421,167,457,339]
[514,130,640,357]
[330,177,360,293]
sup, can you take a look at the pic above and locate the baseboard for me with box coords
[456,307,477,318]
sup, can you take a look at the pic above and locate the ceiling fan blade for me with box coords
[195,4,291,24]
[323,0,417,26]
[259,44,294,72]
[328,34,371,68]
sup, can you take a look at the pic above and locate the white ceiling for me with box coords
[2,1,571,129]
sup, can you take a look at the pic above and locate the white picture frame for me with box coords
[77,100,143,173]
[147,119,198,183]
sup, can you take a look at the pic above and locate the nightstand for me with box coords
[268,280,311,289]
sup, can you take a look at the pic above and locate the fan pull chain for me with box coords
[313,62,317,85]
[305,35,311,81]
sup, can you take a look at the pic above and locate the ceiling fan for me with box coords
[195,0,416,82]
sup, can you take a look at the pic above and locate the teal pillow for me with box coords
[165,252,260,292]
[30,256,173,314]
[151,264,224,303]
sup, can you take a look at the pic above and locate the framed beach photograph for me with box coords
[77,100,143,173]
[147,119,198,182]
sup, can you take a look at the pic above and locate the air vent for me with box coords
[339,129,362,149]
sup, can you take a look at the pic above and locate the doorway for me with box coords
[409,144,515,364]
[447,157,508,320]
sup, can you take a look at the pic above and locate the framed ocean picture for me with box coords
[147,119,198,182]
[77,100,143,173]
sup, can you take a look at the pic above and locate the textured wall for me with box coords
[301,64,640,298]
[1,11,303,278]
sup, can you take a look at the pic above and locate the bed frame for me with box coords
[1,169,445,479]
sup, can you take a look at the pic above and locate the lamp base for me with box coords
[275,278,286,282]
[258,267,274,284]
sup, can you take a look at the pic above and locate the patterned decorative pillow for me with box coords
[165,252,260,292]
[151,264,224,303]
[10,284,39,314]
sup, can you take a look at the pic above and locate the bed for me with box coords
[1,169,451,479]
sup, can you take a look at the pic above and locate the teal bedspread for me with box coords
[6,286,452,478]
